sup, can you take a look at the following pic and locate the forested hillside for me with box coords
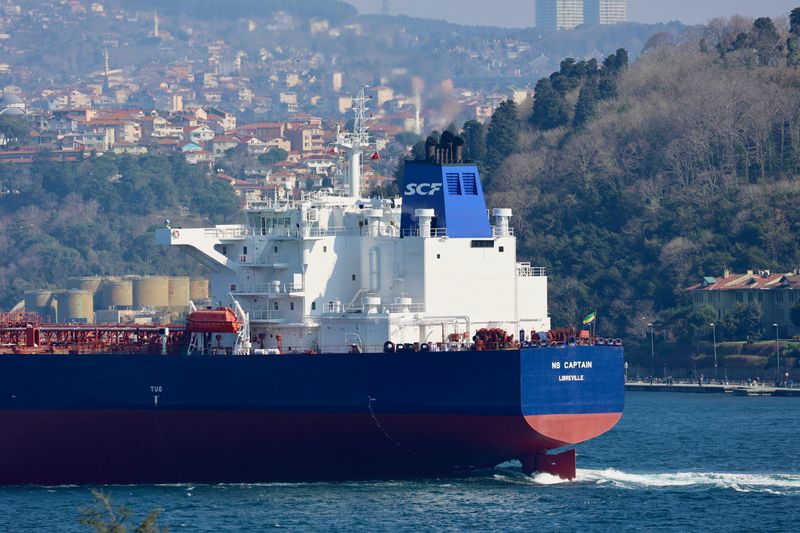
[468,13,800,359]
[0,155,240,309]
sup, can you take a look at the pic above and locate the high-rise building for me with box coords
[583,0,627,25]
[535,0,584,31]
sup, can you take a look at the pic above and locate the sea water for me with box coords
[2,392,798,532]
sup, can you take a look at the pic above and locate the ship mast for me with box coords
[335,86,371,198]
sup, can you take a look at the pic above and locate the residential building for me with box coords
[583,0,626,25]
[535,0,584,31]
[687,270,800,335]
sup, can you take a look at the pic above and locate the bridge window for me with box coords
[470,240,494,248]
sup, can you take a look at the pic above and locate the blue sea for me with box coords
[2,392,799,532]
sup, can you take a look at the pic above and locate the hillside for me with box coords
[475,13,800,361]
[0,154,240,310]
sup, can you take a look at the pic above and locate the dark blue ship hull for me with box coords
[0,346,623,484]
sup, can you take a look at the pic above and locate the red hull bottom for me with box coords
[0,411,621,485]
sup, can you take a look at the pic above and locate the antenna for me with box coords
[334,86,372,198]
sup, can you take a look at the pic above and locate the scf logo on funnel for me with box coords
[405,183,442,196]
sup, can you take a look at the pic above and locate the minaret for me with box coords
[381,0,390,15]
[103,46,110,93]
[154,11,159,38]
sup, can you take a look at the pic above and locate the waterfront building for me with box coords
[688,270,800,335]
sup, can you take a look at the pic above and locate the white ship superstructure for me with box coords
[157,95,549,353]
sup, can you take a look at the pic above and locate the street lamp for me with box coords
[710,323,717,381]
[773,323,780,386]
[648,323,654,379]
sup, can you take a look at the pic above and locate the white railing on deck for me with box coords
[205,227,249,239]
[232,282,303,294]
[401,227,448,238]
[250,309,280,321]
[517,263,546,277]
[492,226,515,236]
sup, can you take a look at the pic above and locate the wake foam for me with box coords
[573,469,800,494]
[492,467,800,494]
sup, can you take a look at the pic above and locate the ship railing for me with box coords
[239,253,289,266]
[204,226,249,240]
[517,263,546,277]
[401,227,448,238]
[249,309,280,320]
[231,282,303,294]
[382,302,426,313]
[320,302,425,314]
[309,226,347,237]
[491,226,515,236]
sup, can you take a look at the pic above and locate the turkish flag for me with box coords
[370,151,380,160]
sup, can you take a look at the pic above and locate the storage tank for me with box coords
[97,280,133,310]
[24,290,57,323]
[55,289,93,323]
[66,276,103,295]
[132,276,169,309]
[190,278,209,301]
[168,276,191,311]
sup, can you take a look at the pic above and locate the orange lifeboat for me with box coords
[187,308,241,334]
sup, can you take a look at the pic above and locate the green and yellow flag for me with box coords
[582,311,596,325]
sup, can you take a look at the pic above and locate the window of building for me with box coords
[311,302,316,310]
[470,240,494,248]
[274,246,278,253]
[436,254,441,259]
[290,302,294,311]
[273,301,279,310]
[499,246,504,253]
[352,274,356,281]
[777,292,784,302]
[323,246,327,252]
[222,246,227,256]
[748,293,754,302]
[243,246,248,255]
[735,292,743,302]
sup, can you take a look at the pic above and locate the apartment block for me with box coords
[584,0,627,25]
[535,0,584,31]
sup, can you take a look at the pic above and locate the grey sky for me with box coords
[347,0,799,27]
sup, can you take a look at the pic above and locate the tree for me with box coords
[484,100,519,175]
[686,305,718,340]
[0,116,30,145]
[751,17,783,66]
[530,78,568,130]
[573,78,599,128]
[721,302,764,341]
[258,147,288,165]
[460,120,486,163]
[79,489,166,533]
[791,7,800,36]
[788,8,800,66]
[602,48,629,75]
[791,302,800,329]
